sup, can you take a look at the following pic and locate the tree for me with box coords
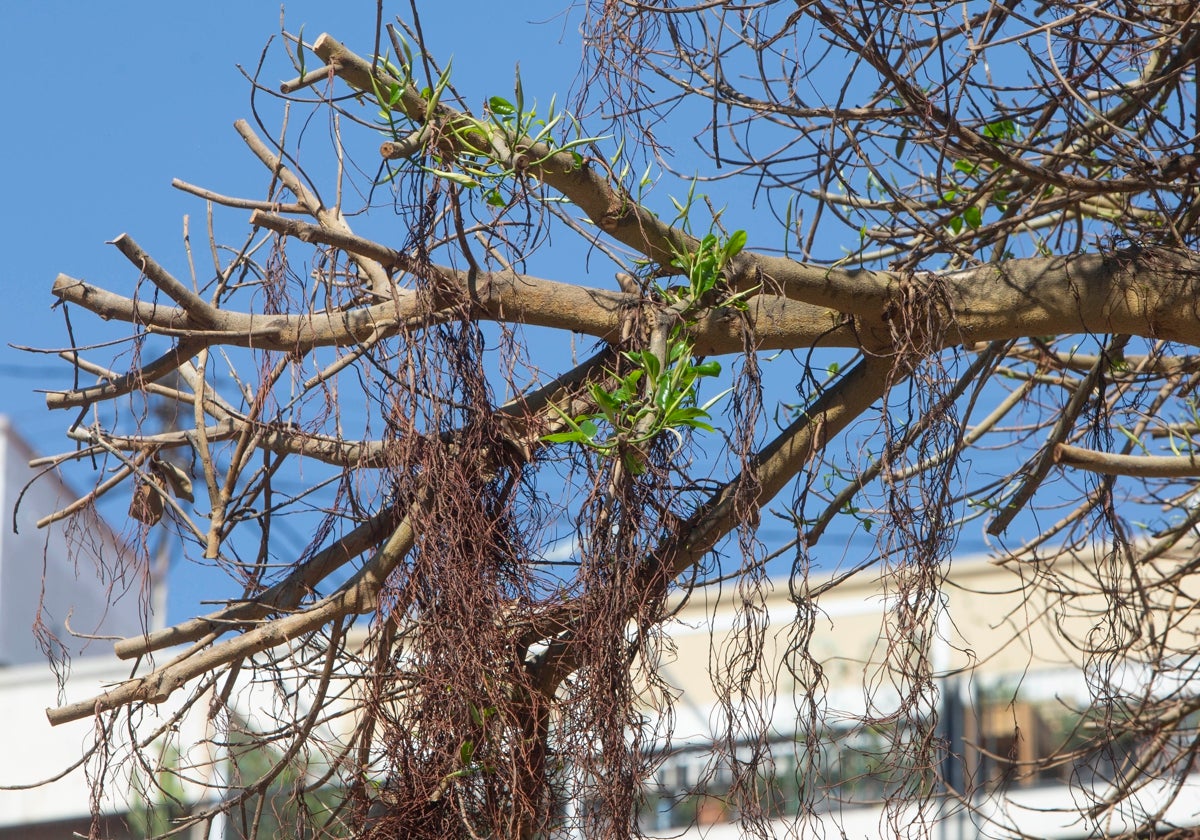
[28,2,1200,837]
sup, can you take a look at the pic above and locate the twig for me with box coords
[172,178,306,213]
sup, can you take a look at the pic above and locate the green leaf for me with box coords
[722,229,747,262]
[982,118,1017,141]
[425,168,480,188]
[590,383,622,421]
[693,359,721,377]
[1115,424,1145,452]
[963,205,982,229]
[542,430,589,444]
[698,387,732,412]
[460,740,475,765]
[489,95,516,116]
[529,113,562,145]
[395,33,413,70]
[625,349,660,382]
[611,369,643,403]
[653,381,675,413]
[608,136,625,167]
[542,403,600,446]
[664,407,714,431]
[953,159,976,175]
[719,284,760,310]
[296,26,307,76]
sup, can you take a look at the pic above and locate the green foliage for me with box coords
[544,347,727,456]
[128,724,347,839]
[661,230,748,309]
[544,228,747,469]
[937,116,1022,237]
[127,745,190,838]
[364,53,602,200]
[224,728,346,839]
[981,118,1019,142]
[361,49,748,473]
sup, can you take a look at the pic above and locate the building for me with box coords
[0,416,151,667]
[0,411,1196,837]
[645,548,1200,837]
[0,417,154,837]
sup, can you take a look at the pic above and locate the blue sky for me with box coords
[0,3,592,621]
[1,3,999,625]
[1,3,582,439]
[2,4,357,436]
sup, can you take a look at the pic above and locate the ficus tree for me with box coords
[25,2,1200,838]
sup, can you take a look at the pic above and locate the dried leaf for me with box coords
[153,458,195,503]
[129,479,164,525]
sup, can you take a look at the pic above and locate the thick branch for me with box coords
[47,270,857,408]
[937,250,1200,347]
[763,249,1200,349]
[270,41,1200,343]
[311,33,696,268]
[47,268,627,365]
[112,506,394,660]
[44,331,207,411]
[250,210,412,270]
[111,234,220,327]
[1054,444,1200,478]
[662,354,896,578]
[313,33,891,322]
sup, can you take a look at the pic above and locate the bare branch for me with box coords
[1054,443,1200,478]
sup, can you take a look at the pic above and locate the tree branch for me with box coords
[233,118,392,297]
[48,506,421,725]
[109,349,615,659]
[1054,443,1200,478]
[530,354,899,687]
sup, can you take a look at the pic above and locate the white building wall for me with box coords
[0,641,360,832]
[0,656,137,828]
[0,416,150,666]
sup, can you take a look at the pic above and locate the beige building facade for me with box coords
[643,548,1200,837]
